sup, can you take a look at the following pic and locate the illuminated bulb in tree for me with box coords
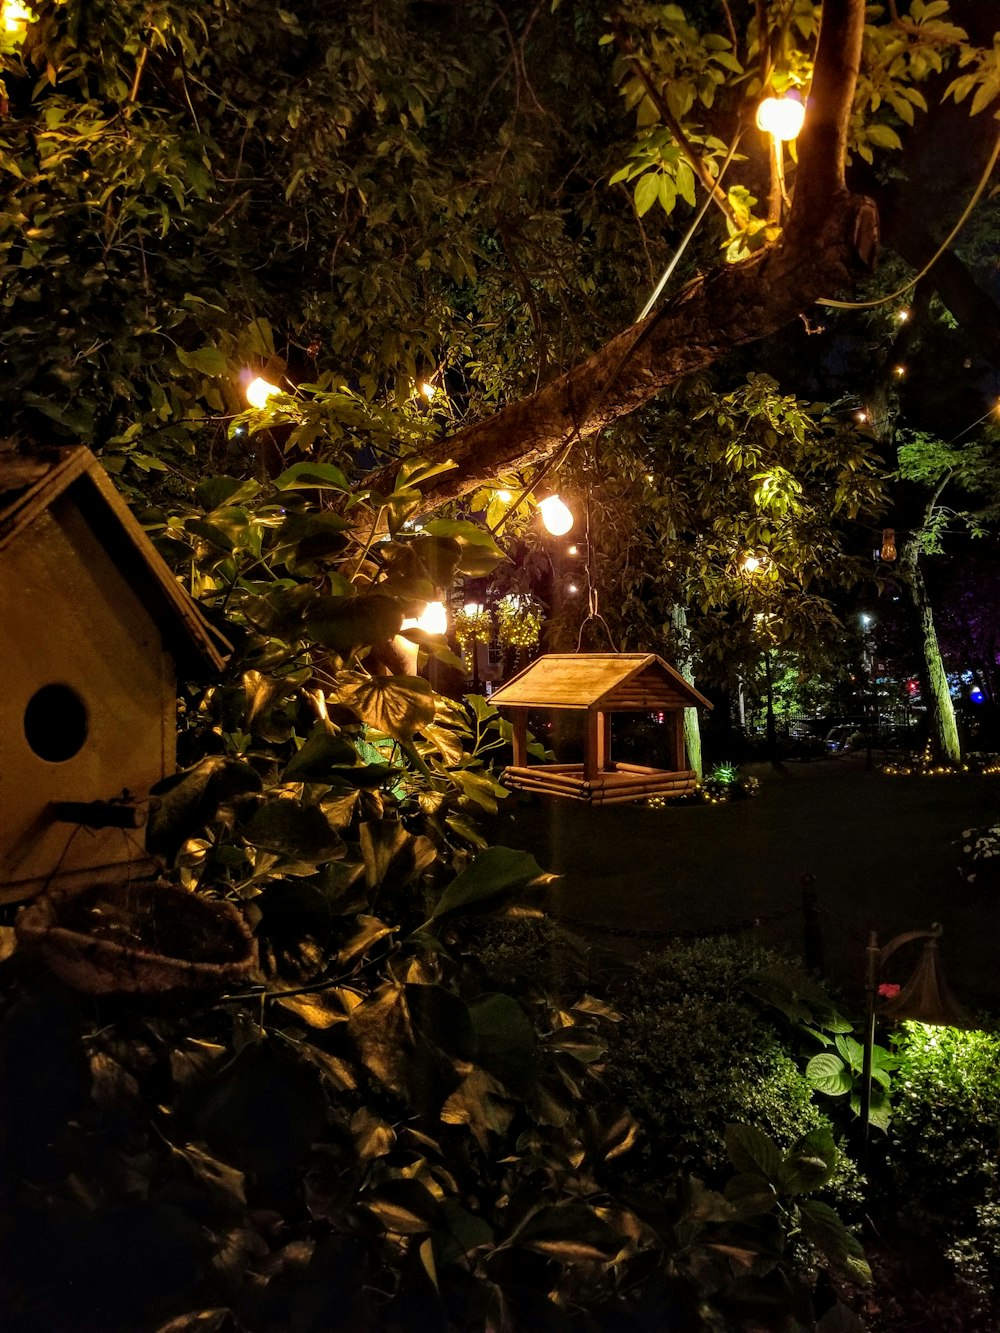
[538,494,574,535]
[742,553,762,574]
[856,410,868,423]
[246,376,280,409]
[415,600,447,635]
[897,308,910,322]
[893,364,906,378]
[2,0,31,33]
[496,489,512,503]
[420,381,437,401]
[755,93,805,140]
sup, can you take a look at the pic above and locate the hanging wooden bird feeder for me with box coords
[489,653,712,805]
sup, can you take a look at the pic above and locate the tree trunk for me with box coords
[905,548,961,763]
[670,603,703,780]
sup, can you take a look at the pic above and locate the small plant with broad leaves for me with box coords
[665,1124,870,1331]
[745,963,899,1131]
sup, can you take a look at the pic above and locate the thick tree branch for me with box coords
[366,0,872,519]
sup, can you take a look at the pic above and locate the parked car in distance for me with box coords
[825,724,865,752]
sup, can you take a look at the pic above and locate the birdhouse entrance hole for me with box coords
[23,684,88,763]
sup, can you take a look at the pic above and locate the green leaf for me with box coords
[365,1177,444,1235]
[147,757,263,859]
[724,1124,783,1185]
[433,1199,494,1266]
[305,595,404,655]
[336,674,435,741]
[468,993,539,1095]
[634,172,660,217]
[243,800,344,862]
[195,476,261,509]
[514,1204,622,1263]
[283,729,360,781]
[429,846,550,921]
[273,461,350,491]
[177,345,229,377]
[406,984,477,1063]
[805,1052,852,1096]
[798,1199,872,1285]
[723,1172,778,1215]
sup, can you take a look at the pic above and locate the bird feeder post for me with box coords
[510,708,528,768]
[584,709,611,781]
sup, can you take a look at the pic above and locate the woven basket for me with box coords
[16,881,257,995]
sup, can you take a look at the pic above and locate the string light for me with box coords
[403,600,447,636]
[893,364,906,378]
[2,0,31,33]
[897,308,910,322]
[496,594,542,649]
[454,602,492,652]
[420,382,437,401]
[495,489,512,503]
[245,376,280,409]
[856,410,868,423]
[741,553,762,574]
[755,93,805,141]
[538,494,574,536]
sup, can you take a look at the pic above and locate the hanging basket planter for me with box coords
[16,881,257,995]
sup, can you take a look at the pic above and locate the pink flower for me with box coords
[878,983,901,999]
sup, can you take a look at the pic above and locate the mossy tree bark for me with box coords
[903,545,962,763]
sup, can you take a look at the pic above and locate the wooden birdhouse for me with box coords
[489,653,712,805]
[0,448,228,903]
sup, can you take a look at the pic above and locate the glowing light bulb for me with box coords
[893,364,906,378]
[538,494,573,536]
[3,0,32,33]
[496,489,512,503]
[463,601,483,615]
[246,376,280,409]
[755,94,805,140]
[416,600,447,635]
[856,410,868,423]
[567,583,579,594]
[897,307,910,322]
[567,545,579,556]
[420,381,436,400]
[742,554,761,574]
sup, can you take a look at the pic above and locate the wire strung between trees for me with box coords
[816,130,1000,311]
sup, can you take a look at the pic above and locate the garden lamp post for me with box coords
[860,923,970,1155]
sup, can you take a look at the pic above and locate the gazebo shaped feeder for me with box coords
[489,653,712,805]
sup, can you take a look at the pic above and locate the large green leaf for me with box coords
[778,1126,838,1194]
[359,819,437,892]
[273,461,350,491]
[304,595,404,656]
[468,993,538,1095]
[428,846,551,922]
[194,475,261,509]
[406,984,477,1064]
[805,1053,852,1097]
[283,729,360,781]
[421,519,508,576]
[724,1124,783,1186]
[242,800,345,862]
[365,1178,444,1235]
[798,1199,872,1285]
[147,757,262,859]
[513,1204,622,1263]
[336,674,435,741]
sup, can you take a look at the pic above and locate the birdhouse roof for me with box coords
[0,448,228,675]
[489,653,712,711]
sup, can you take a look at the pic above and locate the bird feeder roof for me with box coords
[489,653,712,712]
[0,447,229,675]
